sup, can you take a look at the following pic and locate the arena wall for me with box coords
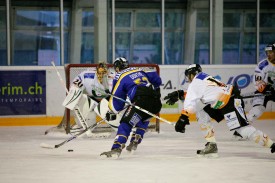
[0,65,274,126]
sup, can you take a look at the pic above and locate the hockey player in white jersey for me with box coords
[164,91,216,152]
[232,43,275,140]
[165,64,275,157]
[245,43,275,122]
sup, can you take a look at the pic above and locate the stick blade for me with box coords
[40,142,56,149]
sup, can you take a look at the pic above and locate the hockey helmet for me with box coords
[265,43,275,52]
[185,64,202,77]
[185,64,202,81]
[96,61,108,83]
[113,57,129,71]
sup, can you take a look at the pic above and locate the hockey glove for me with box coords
[155,87,161,97]
[175,114,190,133]
[163,90,185,105]
[106,111,116,121]
[255,80,267,93]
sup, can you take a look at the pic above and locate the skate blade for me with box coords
[99,154,120,160]
[231,136,244,141]
[231,136,248,141]
[197,153,219,158]
[126,149,136,155]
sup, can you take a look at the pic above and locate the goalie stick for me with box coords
[40,118,105,149]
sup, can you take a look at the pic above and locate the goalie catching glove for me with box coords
[163,90,185,105]
[175,114,190,133]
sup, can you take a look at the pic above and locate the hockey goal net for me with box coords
[64,63,160,134]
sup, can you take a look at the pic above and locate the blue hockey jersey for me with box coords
[108,67,162,113]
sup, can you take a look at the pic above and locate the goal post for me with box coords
[64,63,160,134]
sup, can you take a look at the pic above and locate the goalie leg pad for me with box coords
[63,85,83,110]
[94,98,121,130]
[72,94,98,130]
[77,94,98,118]
[94,98,109,119]
[85,110,96,127]
[73,106,89,129]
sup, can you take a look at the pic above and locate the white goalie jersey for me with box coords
[72,68,114,99]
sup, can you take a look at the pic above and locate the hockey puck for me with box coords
[68,149,74,152]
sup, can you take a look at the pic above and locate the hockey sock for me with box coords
[249,129,274,147]
[130,121,149,144]
[111,122,132,150]
[246,105,265,123]
[199,123,216,142]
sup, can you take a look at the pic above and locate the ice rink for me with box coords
[0,120,274,183]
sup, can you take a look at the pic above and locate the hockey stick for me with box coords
[112,94,174,125]
[40,118,105,149]
[51,61,89,130]
[93,86,175,126]
[240,92,271,99]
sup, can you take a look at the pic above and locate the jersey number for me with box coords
[134,77,149,85]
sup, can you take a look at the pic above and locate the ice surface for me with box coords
[0,120,274,183]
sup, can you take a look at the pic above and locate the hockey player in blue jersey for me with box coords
[100,57,162,159]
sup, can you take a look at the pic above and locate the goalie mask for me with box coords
[96,61,108,84]
[113,57,129,72]
[185,64,202,82]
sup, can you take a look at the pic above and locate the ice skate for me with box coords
[197,142,218,158]
[126,141,138,153]
[126,134,141,154]
[231,131,244,141]
[271,143,275,153]
[100,148,122,159]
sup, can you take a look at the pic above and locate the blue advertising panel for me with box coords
[0,71,46,115]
